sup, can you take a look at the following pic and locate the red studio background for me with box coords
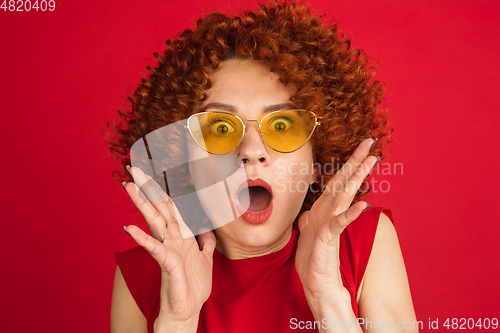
[1,0,499,332]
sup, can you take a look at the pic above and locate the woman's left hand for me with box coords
[295,138,380,307]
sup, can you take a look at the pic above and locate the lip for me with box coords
[235,178,274,224]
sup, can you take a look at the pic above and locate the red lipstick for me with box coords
[235,178,274,224]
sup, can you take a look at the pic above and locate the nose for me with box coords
[237,121,269,164]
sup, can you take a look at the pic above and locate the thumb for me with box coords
[297,210,310,233]
[197,228,217,256]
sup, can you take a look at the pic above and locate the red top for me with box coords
[115,207,393,333]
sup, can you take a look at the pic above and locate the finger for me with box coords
[197,228,216,256]
[326,138,376,196]
[330,155,379,214]
[341,155,379,197]
[161,191,195,240]
[127,167,183,239]
[128,167,176,223]
[123,181,172,241]
[329,201,370,237]
[124,224,169,265]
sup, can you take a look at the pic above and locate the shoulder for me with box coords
[368,209,402,281]
[340,207,393,274]
[115,245,153,263]
[361,210,400,291]
[357,210,418,330]
[338,207,393,301]
[112,246,161,331]
[343,206,393,243]
[111,266,148,333]
[373,210,398,254]
[115,246,160,286]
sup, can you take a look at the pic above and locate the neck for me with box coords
[214,225,294,260]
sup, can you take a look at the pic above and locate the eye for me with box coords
[269,118,291,132]
[211,120,235,135]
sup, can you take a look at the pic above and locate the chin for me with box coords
[216,211,293,249]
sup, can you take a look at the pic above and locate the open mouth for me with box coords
[238,185,272,212]
[235,179,274,224]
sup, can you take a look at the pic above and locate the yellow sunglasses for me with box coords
[186,109,320,155]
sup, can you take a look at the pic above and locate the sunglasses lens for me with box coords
[188,112,244,154]
[261,110,317,152]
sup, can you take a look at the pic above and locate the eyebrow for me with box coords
[202,102,298,113]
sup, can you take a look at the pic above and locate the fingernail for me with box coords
[123,226,131,236]
[370,156,381,172]
[126,165,131,172]
[362,203,371,213]
[367,137,379,157]
[122,182,128,194]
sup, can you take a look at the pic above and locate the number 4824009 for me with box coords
[1,0,55,11]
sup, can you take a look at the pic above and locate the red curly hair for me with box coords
[104,0,393,223]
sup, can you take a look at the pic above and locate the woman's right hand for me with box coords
[123,166,216,333]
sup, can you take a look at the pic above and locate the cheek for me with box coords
[273,153,314,196]
[289,164,315,193]
[272,163,312,220]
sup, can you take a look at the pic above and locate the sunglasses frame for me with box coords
[185,109,320,155]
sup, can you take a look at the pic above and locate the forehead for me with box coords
[202,59,296,115]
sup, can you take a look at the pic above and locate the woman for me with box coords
[107,1,417,332]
